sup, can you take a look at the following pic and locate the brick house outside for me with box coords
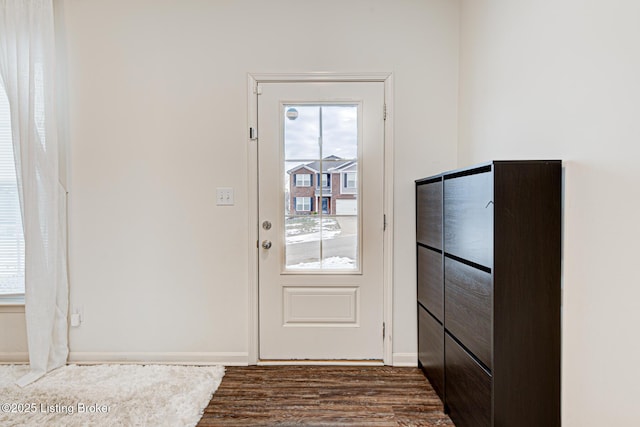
[287,156,357,215]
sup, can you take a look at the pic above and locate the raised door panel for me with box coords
[418,306,444,401]
[444,170,493,268]
[417,246,443,321]
[444,257,493,369]
[416,180,442,249]
[445,333,491,427]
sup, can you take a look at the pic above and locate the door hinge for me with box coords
[383,322,386,339]
[249,127,257,140]
[383,214,387,231]
[253,83,263,95]
[383,103,387,121]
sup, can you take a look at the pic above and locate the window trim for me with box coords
[295,173,311,187]
[341,171,357,194]
[345,172,357,188]
[317,173,330,188]
[295,196,312,212]
[0,295,25,305]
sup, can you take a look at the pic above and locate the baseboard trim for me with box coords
[392,352,417,367]
[258,359,384,367]
[67,352,248,366]
[5,352,413,367]
[0,352,29,364]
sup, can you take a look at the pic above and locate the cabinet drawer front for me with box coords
[446,334,491,427]
[418,306,444,401]
[418,246,443,320]
[445,257,493,369]
[444,170,493,268]
[416,181,442,249]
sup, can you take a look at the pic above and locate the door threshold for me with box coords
[258,359,384,366]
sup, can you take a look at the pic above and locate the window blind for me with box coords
[0,83,25,296]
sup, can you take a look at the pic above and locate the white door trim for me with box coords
[247,72,394,365]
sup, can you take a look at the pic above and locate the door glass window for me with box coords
[283,104,359,271]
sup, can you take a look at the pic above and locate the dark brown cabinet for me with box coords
[415,176,445,402]
[418,246,443,321]
[416,161,561,427]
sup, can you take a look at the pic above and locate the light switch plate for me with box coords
[216,187,234,205]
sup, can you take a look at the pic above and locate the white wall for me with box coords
[0,305,27,362]
[459,0,640,425]
[38,0,459,363]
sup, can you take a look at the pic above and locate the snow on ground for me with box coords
[286,229,341,244]
[287,256,356,270]
[285,216,343,244]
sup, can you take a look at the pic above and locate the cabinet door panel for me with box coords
[445,257,492,369]
[418,246,443,321]
[444,171,493,268]
[446,334,491,427]
[418,306,444,401]
[417,181,442,249]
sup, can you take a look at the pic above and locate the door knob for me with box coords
[261,240,272,250]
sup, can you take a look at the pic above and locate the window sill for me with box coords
[0,295,25,310]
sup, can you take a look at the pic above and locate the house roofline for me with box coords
[287,159,357,175]
[287,165,319,174]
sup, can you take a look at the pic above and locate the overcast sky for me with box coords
[284,105,358,161]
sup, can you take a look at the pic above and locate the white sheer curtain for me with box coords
[0,0,69,386]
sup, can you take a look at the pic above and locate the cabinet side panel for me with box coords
[493,161,562,427]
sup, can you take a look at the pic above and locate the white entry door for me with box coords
[258,81,385,360]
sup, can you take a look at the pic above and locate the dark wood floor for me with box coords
[198,366,453,426]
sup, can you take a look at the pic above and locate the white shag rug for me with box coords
[0,364,225,427]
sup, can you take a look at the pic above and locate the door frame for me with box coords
[247,72,394,365]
